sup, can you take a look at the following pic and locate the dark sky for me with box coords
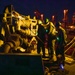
[0,0,75,22]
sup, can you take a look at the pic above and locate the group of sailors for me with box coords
[37,19,67,64]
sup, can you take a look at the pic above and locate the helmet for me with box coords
[44,18,49,24]
[55,22,61,27]
[38,20,43,24]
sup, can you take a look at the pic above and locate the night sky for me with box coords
[0,0,75,22]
